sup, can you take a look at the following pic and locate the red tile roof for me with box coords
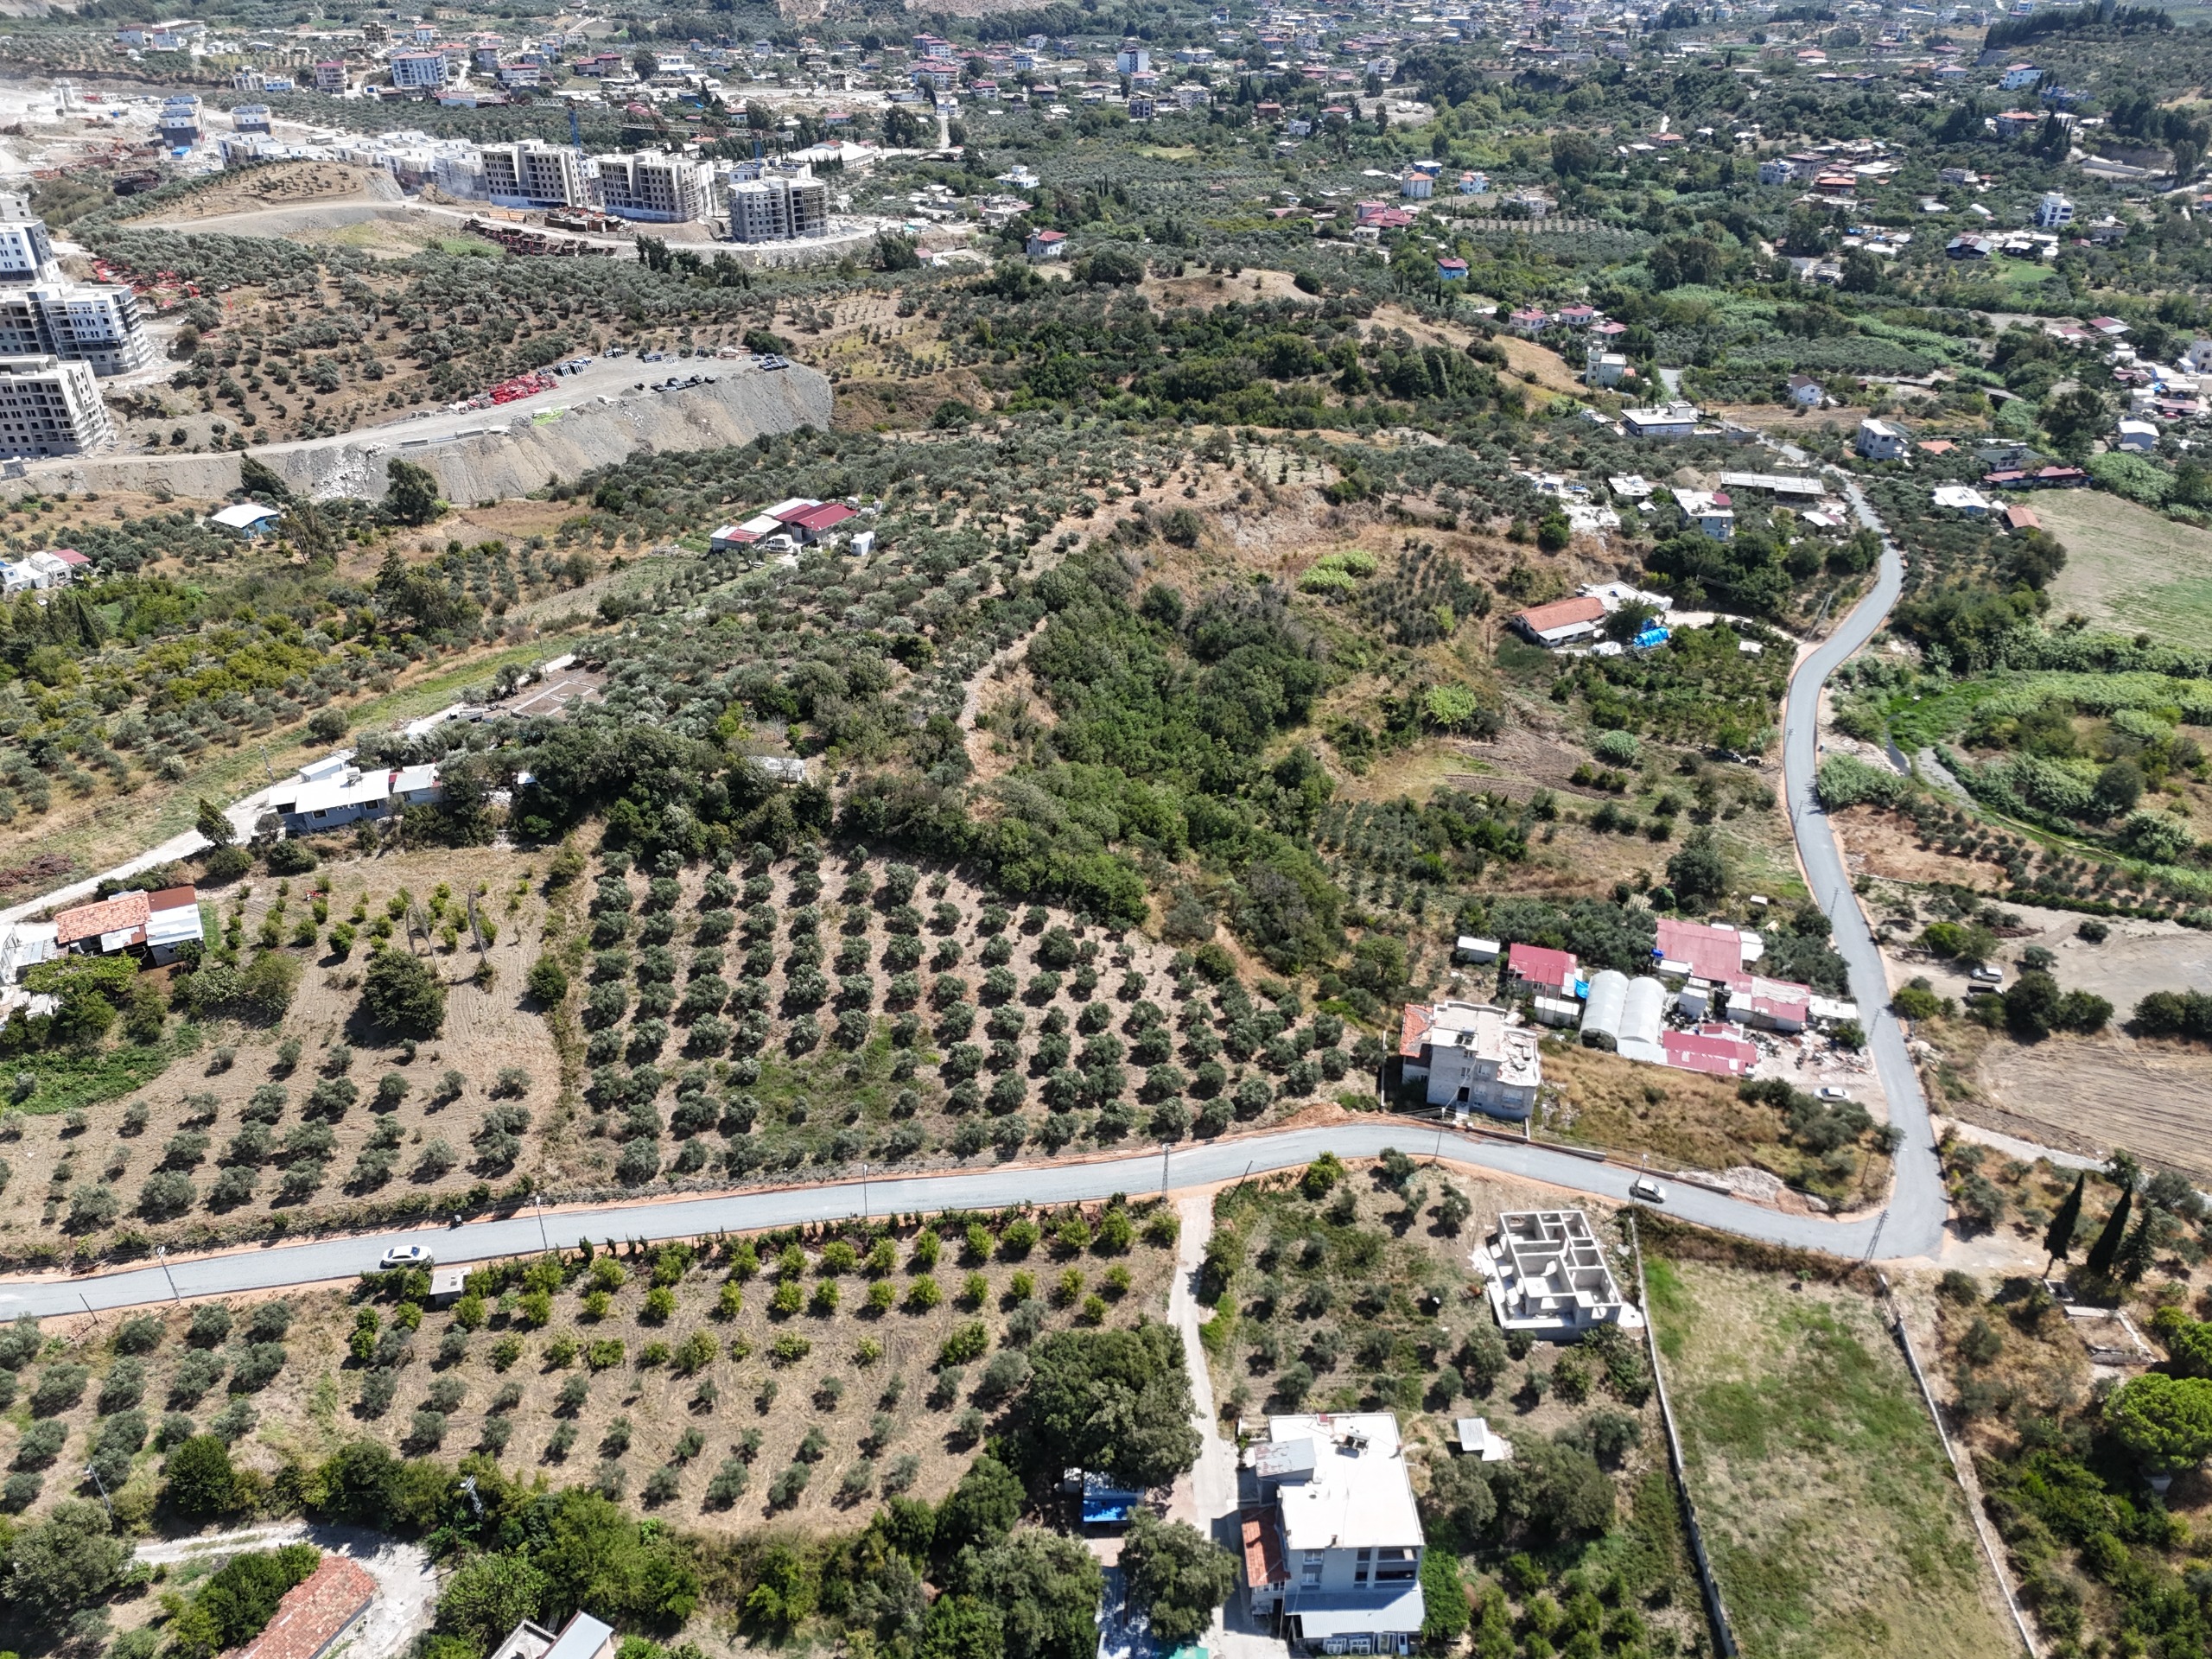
[232,1556,377,1659]
[1399,1001,1434,1058]
[52,889,149,947]
[1513,595,1605,637]
[1242,1516,1287,1586]
[146,885,199,913]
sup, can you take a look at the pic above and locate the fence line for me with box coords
[1876,1272,2040,1659]
[1625,1216,1738,1658]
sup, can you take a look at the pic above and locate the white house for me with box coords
[1620,401,1700,438]
[1397,999,1542,1120]
[2036,191,2074,229]
[1931,484,1993,515]
[212,501,283,538]
[1856,418,1908,461]
[1476,1210,1646,1340]
[268,764,442,834]
[1999,62,2042,90]
[1786,372,1823,407]
[1242,1414,1426,1656]
[2115,419,2159,452]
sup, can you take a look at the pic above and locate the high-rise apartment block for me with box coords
[0,357,114,455]
[727,174,829,242]
[481,140,597,209]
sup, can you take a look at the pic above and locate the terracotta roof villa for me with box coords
[232,1556,377,1659]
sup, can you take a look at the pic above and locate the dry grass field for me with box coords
[1645,1256,2018,1659]
[2037,489,2212,647]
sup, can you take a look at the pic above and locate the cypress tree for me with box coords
[2044,1173,2087,1273]
[2085,1187,2134,1280]
[2116,1211,2158,1285]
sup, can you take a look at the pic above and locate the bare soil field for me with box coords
[1646,1255,2018,1659]
[1974,1032,2212,1177]
[0,1199,1179,1533]
[141,163,404,225]
[2036,488,2212,646]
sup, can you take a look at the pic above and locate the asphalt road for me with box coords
[1781,477,1949,1257]
[0,1119,1907,1319]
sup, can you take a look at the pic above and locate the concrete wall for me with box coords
[7,362,832,505]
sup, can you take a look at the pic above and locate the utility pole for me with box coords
[155,1246,181,1304]
[859,1162,868,1221]
[83,1464,111,1522]
[77,1293,99,1330]
[1160,1141,1171,1195]
[534,1193,550,1254]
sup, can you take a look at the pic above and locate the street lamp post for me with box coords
[859,1163,868,1221]
[155,1246,181,1304]
[1160,1141,1171,1195]
[534,1193,550,1254]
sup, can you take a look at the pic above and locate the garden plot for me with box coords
[2037,488,2212,649]
[0,1198,1179,1531]
[1645,1255,2018,1659]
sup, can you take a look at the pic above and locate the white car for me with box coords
[1815,1086,1852,1103]
[378,1244,432,1270]
[1630,1177,1667,1204]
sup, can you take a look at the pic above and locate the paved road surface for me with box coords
[1781,478,1949,1258]
[0,1120,1908,1319]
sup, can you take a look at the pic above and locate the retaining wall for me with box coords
[7,362,832,504]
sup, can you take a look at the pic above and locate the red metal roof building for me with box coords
[1662,1027,1758,1078]
[1505,943,1579,998]
[232,1556,377,1659]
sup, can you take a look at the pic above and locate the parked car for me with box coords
[1815,1086,1852,1103]
[378,1243,432,1270]
[1630,1177,1667,1204]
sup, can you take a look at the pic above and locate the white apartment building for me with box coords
[390,50,448,89]
[1243,1414,1426,1656]
[2036,190,2075,229]
[597,153,711,222]
[482,140,599,209]
[1397,998,1542,1120]
[727,175,829,241]
[0,212,58,284]
[0,356,114,456]
[0,204,151,375]
[0,287,156,376]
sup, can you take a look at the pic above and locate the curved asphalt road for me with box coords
[0,472,1949,1318]
[1783,479,1948,1259]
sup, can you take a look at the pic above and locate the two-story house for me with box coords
[1242,1414,1426,1656]
[1398,1000,1541,1121]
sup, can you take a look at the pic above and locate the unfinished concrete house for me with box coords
[1475,1210,1645,1341]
